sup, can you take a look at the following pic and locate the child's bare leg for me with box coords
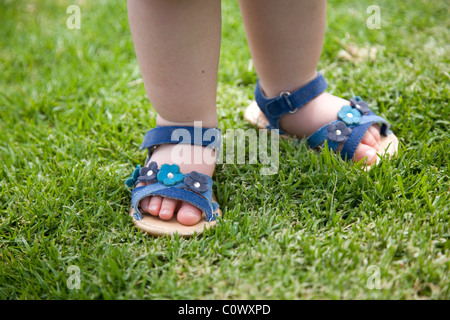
[128,0,221,225]
[239,0,380,163]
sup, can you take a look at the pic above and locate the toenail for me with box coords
[182,210,198,218]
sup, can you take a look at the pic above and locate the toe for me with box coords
[159,197,179,220]
[136,182,152,213]
[140,196,150,213]
[147,196,163,216]
[353,143,378,165]
[368,124,381,141]
[360,128,379,149]
[177,202,202,226]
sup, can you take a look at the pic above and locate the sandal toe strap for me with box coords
[307,111,391,161]
[130,167,218,222]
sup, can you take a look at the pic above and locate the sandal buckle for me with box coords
[280,91,297,113]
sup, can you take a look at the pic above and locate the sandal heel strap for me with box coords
[255,72,328,130]
[141,126,222,152]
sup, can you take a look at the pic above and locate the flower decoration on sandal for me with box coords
[138,161,159,183]
[157,164,184,186]
[125,165,141,187]
[184,171,209,193]
[349,96,371,114]
[327,121,352,143]
[338,105,361,125]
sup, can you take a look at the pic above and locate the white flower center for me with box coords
[194,182,201,188]
[146,170,153,176]
[167,172,174,179]
[336,129,342,136]
[347,113,353,118]
[355,104,361,109]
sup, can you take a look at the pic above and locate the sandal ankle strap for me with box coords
[141,125,222,152]
[254,72,328,131]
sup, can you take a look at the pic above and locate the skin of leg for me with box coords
[127,0,221,225]
[239,0,380,163]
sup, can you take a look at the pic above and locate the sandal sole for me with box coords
[129,194,222,237]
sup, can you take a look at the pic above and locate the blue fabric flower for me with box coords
[350,96,371,114]
[125,165,141,187]
[138,161,159,183]
[338,105,362,125]
[184,171,209,193]
[157,164,184,186]
[327,121,352,143]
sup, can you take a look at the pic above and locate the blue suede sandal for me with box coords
[244,73,398,168]
[125,126,222,237]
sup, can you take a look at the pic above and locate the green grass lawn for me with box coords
[0,0,449,299]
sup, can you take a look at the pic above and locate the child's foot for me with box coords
[278,92,381,164]
[135,144,216,226]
